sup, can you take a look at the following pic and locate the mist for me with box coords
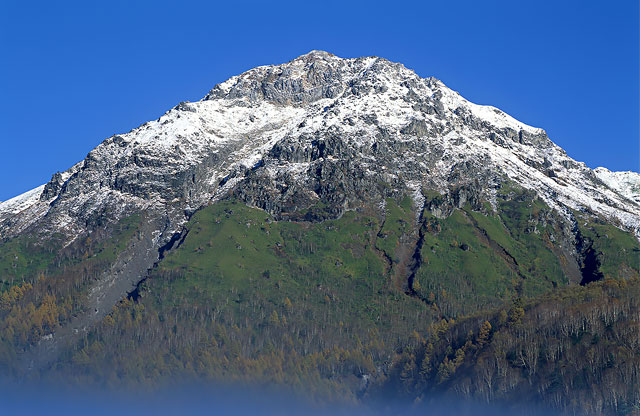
[0,380,561,416]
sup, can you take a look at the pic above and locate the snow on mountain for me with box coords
[594,167,640,205]
[1,50,638,244]
[0,185,45,215]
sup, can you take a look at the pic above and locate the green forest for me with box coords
[0,192,638,415]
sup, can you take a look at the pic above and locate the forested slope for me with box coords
[1,195,631,416]
[372,278,640,415]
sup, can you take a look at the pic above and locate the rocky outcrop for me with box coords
[2,50,638,245]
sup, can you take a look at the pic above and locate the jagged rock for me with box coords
[0,50,638,247]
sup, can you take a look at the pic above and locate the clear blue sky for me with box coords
[0,0,638,201]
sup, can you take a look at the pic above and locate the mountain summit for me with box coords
[2,51,638,243]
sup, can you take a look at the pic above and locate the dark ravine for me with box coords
[463,210,528,282]
[126,277,146,302]
[129,228,189,301]
[406,220,427,297]
[158,228,189,260]
[577,237,605,285]
[373,216,394,278]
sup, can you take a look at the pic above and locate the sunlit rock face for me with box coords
[1,50,638,250]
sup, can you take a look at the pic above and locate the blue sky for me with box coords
[0,0,638,201]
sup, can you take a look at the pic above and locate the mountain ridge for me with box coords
[1,51,637,243]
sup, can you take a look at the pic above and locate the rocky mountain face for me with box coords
[0,51,639,380]
[2,51,638,240]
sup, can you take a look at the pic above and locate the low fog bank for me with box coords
[0,381,561,416]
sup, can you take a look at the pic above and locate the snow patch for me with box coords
[0,185,45,216]
[594,167,640,205]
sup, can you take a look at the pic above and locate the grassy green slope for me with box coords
[47,200,434,399]
[157,200,425,332]
[0,235,61,292]
[414,190,569,316]
[577,218,640,280]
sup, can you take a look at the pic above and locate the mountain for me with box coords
[3,51,639,239]
[0,51,638,414]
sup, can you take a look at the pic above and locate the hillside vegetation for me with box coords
[0,193,638,415]
[372,278,640,415]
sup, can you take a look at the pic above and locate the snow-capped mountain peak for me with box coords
[1,51,638,245]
